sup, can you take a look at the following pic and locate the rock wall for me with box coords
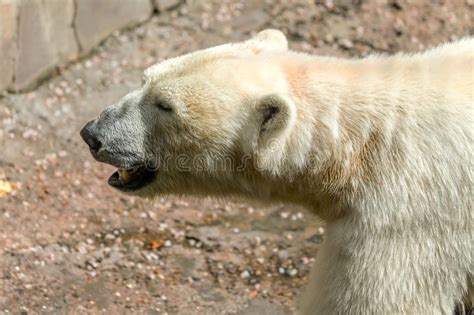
[0,0,181,92]
[0,0,17,91]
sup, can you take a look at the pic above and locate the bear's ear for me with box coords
[245,29,288,53]
[254,94,296,148]
[242,94,296,174]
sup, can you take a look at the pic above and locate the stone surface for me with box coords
[231,9,270,34]
[0,0,17,91]
[154,0,182,12]
[75,0,153,53]
[14,0,77,91]
[42,0,78,62]
[235,299,290,315]
[1,0,472,312]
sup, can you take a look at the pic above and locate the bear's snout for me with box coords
[80,120,102,153]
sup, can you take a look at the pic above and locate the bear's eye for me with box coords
[156,100,173,112]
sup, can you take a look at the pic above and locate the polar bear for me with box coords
[81,30,473,314]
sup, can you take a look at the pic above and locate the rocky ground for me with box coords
[0,1,472,314]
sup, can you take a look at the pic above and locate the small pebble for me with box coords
[240,270,251,279]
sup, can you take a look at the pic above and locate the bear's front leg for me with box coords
[298,219,466,315]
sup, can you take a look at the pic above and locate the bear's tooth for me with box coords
[118,169,130,182]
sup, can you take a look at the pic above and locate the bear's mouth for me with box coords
[108,165,155,192]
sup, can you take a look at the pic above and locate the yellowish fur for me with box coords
[95,30,474,314]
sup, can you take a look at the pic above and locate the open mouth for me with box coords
[108,165,155,192]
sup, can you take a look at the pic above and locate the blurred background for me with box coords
[0,0,473,314]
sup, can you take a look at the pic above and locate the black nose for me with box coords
[80,120,102,152]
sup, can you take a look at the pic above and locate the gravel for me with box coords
[0,0,472,314]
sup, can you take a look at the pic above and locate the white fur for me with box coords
[95,30,473,314]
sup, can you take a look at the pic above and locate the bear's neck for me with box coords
[268,54,444,221]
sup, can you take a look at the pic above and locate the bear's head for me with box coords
[81,29,310,200]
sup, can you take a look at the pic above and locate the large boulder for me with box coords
[154,0,182,12]
[0,0,17,91]
[14,0,78,91]
[75,0,153,53]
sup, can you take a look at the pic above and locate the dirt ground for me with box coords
[1,1,472,314]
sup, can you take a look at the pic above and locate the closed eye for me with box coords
[141,76,148,86]
[156,100,173,112]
